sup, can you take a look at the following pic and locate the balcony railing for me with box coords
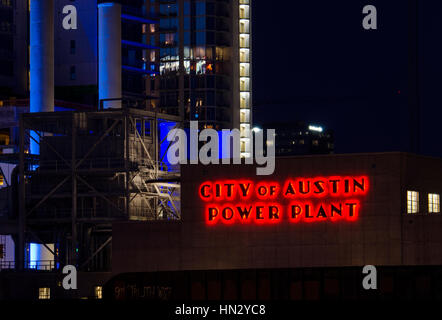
[0,260,57,271]
[0,260,15,270]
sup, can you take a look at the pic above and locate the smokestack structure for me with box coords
[98,2,122,109]
[30,0,54,154]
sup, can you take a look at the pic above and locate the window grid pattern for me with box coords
[407,191,419,214]
[428,193,440,213]
[95,286,103,299]
[38,287,50,300]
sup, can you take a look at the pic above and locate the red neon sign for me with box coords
[199,176,369,225]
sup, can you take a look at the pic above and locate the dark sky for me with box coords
[252,0,442,157]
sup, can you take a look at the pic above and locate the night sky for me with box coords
[252,0,442,157]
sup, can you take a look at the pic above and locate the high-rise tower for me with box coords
[146,0,252,156]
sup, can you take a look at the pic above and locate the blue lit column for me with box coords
[30,0,54,154]
[98,2,122,109]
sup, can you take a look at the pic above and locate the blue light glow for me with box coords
[122,39,158,50]
[121,13,157,25]
[97,3,116,8]
[159,121,177,169]
[122,65,158,75]
[29,243,39,269]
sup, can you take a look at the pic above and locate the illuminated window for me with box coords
[239,34,250,48]
[240,21,250,34]
[240,78,250,91]
[38,287,50,300]
[94,286,103,299]
[240,63,250,76]
[240,111,247,123]
[428,193,440,213]
[240,7,246,19]
[0,131,10,145]
[240,92,250,109]
[240,49,250,62]
[407,191,419,214]
[241,141,246,153]
[0,174,3,186]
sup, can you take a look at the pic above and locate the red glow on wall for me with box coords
[255,182,280,200]
[199,176,369,225]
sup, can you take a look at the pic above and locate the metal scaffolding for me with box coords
[16,107,181,271]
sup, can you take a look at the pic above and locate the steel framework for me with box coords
[16,107,181,271]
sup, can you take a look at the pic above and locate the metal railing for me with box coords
[34,158,126,172]
[29,158,178,173]
[137,158,180,173]
[26,260,57,271]
[0,99,94,110]
[0,260,58,271]
[0,260,15,270]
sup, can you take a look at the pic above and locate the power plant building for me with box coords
[2,1,442,302]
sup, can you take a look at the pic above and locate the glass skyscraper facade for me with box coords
[147,0,252,156]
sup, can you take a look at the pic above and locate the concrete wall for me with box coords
[112,153,442,274]
[400,154,442,264]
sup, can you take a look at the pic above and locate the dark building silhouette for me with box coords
[260,122,334,156]
[0,0,28,99]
